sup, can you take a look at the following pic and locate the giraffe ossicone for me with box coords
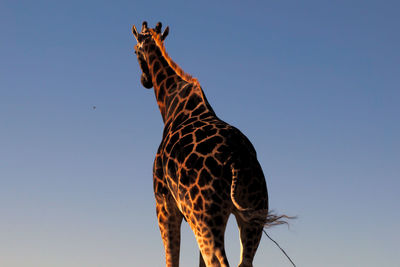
[132,21,289,267]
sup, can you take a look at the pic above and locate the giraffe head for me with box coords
[132,21,169,89]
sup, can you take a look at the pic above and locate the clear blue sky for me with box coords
[1,1,399,266]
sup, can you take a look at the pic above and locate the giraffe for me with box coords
[132,21,288,267]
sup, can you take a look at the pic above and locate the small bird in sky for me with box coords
[92,106,96,110]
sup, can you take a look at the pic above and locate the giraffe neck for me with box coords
[144,41,215,124]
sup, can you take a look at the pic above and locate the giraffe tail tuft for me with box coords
[233,208,294,228]
[264,211,295,228]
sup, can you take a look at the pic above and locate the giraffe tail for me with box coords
[230,163,294,228]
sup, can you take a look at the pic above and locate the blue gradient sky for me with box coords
[1,1,399,266]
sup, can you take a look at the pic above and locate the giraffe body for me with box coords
[132,22,283,267]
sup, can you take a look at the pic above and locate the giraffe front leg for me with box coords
[156,195,184,267]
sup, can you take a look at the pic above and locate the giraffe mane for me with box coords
[149,29,201,88]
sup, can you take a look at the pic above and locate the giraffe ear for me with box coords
[132,25,139,41]
[161,26,169,41]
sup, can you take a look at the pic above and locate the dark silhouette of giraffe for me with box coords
[132,21,288,267]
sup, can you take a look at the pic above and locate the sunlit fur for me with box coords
[149,29,201,88]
